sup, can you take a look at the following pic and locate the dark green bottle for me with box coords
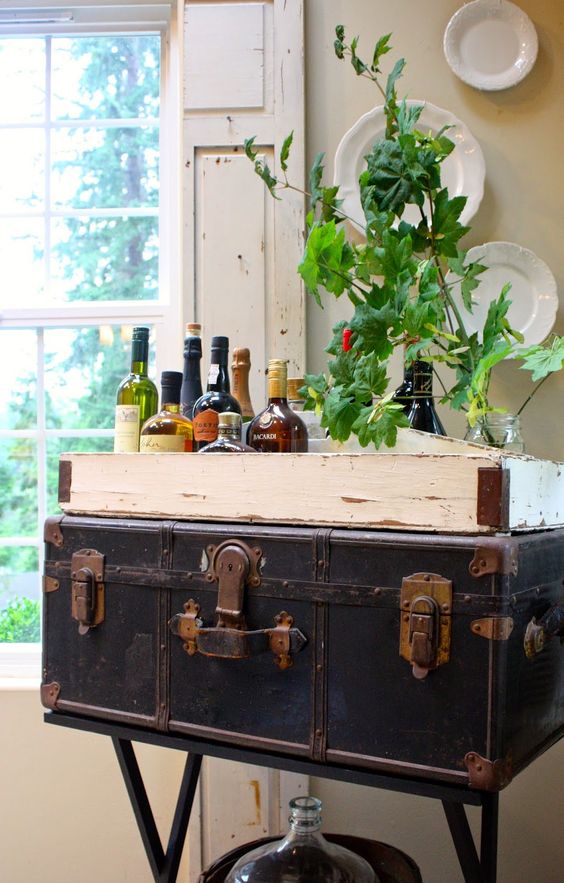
[114,326,158,452]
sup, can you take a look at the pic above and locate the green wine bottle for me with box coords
[114,326,158,452]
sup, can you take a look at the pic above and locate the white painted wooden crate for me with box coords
[57,431,564,535]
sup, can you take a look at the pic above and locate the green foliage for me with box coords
[0,597,40,643]
[246,26,562,447]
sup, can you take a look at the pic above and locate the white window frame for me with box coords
[0,0,184,680]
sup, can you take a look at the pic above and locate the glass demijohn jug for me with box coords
[225,796,378,883]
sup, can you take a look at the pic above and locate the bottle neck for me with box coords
[412,361,433,396]
[183,345,202,380]
[131,339,149,375]
[217,425,241,441]
[207,350,230,392]
[268,376,287,402]
[232,365,252,401]
[162,401,181,414]
[287,798,323,835]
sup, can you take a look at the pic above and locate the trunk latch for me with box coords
[71,549,105,635]
[400,572,452,679]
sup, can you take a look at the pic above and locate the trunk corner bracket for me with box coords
[464,751,513,791]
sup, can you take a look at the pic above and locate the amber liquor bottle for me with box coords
[405,360,446,435]
[140,371,193,451]
[180,323,203,419]
[248,359,308,452]
[192,336,242,450]
[199,412,256,453]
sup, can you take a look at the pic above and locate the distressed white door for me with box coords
[183,0,306,413]
[182,2,308,879]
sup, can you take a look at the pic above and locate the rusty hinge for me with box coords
[464,751,513,791]
[71,549,105,635]
[44,516,64,548]
[476,466,510,529]
[471,617,514,640]
[469,543,519,577]
[43,576,59,593]
[400,572,452,679]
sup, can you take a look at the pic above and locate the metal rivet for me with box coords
[315,729,322,737]
[373,588,382,596]
[476,764,482,772]
[316,664,323,672]
[474,624,481,631]
[423,574,431,581]
[442,603,449,612]
[403,614,410,622]
[317,559,324,568]
[464,595,471,603]
[283,580,289,588]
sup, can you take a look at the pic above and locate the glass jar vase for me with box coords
[464,413,525,453]
[225,796,377,883]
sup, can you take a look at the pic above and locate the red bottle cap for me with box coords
[342,328,353,352]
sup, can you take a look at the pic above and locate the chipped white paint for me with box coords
[58,448,564,534]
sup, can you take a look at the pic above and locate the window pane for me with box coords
[0,219,45,308]
[0,330,37,429]
[51,35,160,120]
[50,216,159,302]
[44,325,154,429]
[0,547,40,643]
[47,436,114,517]
[0,38,44,122]
[0,440,37,536]
[51,125,159,209]
[0,130,44,209]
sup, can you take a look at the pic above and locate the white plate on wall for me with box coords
[449,241,558,348]
[443,0,538,91]
[333,100,485,234]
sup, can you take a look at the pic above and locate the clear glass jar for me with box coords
[464,413,525,453]
[225,796,378,883]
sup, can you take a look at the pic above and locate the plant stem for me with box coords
[516,372,551,416]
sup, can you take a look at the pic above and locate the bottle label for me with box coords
[140,435,191,452]
[207,363,220,384]
[114,405,140,452]
[193,409,219,442]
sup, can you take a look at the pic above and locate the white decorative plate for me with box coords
[333,100,485,234]
[449,241,558,348]
[443,0,538,91]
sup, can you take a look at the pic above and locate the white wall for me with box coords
[1,2,563,882]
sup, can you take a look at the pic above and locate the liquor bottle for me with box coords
[231,347,255,423]
[287,377,325,439]
[225,796,377,883]
[192,336,242,450]
[248,359,308,452]
[392,362,414,413]
[140,371,193,452]
[405,360,446,435]
[114,326,158,452]
[180,323,203,419]
[199,412,256,453]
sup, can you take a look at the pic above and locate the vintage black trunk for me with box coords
[42,515,564,791]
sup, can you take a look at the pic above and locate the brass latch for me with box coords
[524,601,564,659]
[71,549,105,635]
[169,539,307,669]
[400,572,452,679]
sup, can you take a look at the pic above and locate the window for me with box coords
[0,3,181,671]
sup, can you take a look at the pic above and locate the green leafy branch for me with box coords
[246,26,564,448]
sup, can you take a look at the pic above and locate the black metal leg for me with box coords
[442,800,484,883]
[112,736,203,883]
[479,792,499,883]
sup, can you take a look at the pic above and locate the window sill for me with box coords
[0,643,41,683]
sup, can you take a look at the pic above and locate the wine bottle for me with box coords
[405,360,446,435]
[140,371,193,452]
[392,362,414,413]
[231,347,255,423]
[248,359,308,452]
[199,412,256,453]
[180,323,203,419]
[114,326,158,452]
[192,336,242,450]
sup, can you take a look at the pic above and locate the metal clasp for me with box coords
[400,572,452,679]
[71,549,105,635]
